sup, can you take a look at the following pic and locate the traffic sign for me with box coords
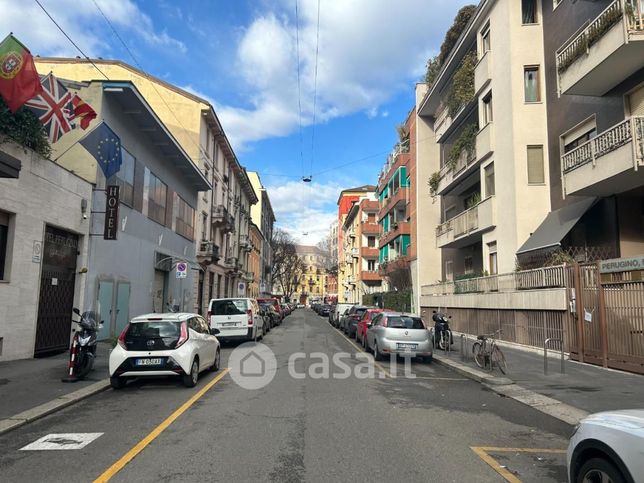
[176,262,188,279]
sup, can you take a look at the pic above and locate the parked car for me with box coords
[356,308,388,344]
[109,312,220,389]
[327,304,337,323]
[257,297,284,320]
[365,312,432,362]
[332,303,355,328]
[259,302,281,328]
[568,410,644,483]
[207,298,265,341]
[341,305,369,335]
[280,303,292,317]
[318,304,331,317]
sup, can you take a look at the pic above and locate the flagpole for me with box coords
[52,120,105,162]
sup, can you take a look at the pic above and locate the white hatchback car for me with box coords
[568,410,644,483]
[208,298,264,341]
[109,313,220,389]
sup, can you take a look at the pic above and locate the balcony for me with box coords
[378,255,410,277]
[474,50,492,95]
[222,256,238,271]
[436,148,478,196]
[556,0,644,96]
[562,116,644,196]
[212,205,235,232]
[361,200,380,211]
[361,221,381,236]
[196,240,220,265]
[379,221,411,249]
[361,247,379,258]
[435,196,496,248]
[239,234,252,252]
[351,247,359,258]
[476,122,494,163]
[378,187,408,218]
[377,145,410,191]
[242,271,255,282]
[361,270,381,282]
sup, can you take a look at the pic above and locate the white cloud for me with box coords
[0,0,185,58]
[217,0,470,148]
[265,180,344,244]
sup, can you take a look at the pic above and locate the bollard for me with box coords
[544,338,565,376]
[460,334,465,362]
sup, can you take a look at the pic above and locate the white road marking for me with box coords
[20,433,104,450]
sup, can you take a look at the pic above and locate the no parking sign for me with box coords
[176,262,187,279]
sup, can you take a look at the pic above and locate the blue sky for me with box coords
[1,0,472,243]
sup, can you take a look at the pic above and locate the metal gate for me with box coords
[570,263,644,374]
[34,226,78,356]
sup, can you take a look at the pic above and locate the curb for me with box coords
[0,379,111,436]
[433,353,589,426]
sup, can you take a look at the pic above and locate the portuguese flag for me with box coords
[0,34,43,112]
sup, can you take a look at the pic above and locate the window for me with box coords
[367,260,376,271]
[464,256,474,274]
[485,162,496,197]
[524,66,540,102]
[174,196,195,240]
[108,147,135,206]
[488,242,498,275]
[368,236,376,248]
[482,92,493,125]
[201,212,208,240]
[522,0,537,24]
[367,213,375,223]
[0,211,9,280]
[145,169,167,225]
[564,128,596,153]
[527,145,545,184]
[445,261,453,281]
[481,21,491,54]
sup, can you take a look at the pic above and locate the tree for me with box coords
[270,229,305,301]
[0,97,51,158]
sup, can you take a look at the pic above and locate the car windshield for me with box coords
[387,316,425,329]
[127,321,181,338]
[211,299,248,315]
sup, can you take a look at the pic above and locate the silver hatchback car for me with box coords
[365,312,433,362]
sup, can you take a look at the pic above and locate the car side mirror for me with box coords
[73,307,81,316]
[210,328,220,336]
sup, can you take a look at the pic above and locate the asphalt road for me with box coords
[0,309,572,482]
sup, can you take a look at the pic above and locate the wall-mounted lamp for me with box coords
[81,198,88,220]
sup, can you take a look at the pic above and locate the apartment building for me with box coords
[417,0,551,281]
[247,222,263,298]
[341,196,383,303]
[35,58,257,313]
[248,171,276,295]
[336,185,377,302]
[295,245,328,304]
[517,0,644,266]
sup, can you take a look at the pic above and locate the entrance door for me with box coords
[114,282,130,335]
[34,226,79,356]
[153,269,166,313]
[97,280,114,340]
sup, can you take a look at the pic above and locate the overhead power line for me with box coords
[294,0,305,178]
[309,0,321,177]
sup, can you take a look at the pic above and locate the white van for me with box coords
[207,298,264,341]
[332,303,355,327]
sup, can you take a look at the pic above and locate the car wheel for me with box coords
[576,457,625,483]
[183,359,199,388]
[110,376,126,389]
[211,349,221,372]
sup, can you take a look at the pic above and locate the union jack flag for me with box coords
[25,73,74,143]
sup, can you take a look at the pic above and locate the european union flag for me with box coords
[80,121,122,179]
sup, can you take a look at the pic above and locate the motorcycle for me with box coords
[432,310,453,351]
[62,308,102,382]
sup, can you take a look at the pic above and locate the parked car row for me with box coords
[109,297,298,389]
[327,304,433,362]
[312,303,332,317]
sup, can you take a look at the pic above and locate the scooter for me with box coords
[432,310,453,351]
[62,308,102,382]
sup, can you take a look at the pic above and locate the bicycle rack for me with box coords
[544,338,565,375]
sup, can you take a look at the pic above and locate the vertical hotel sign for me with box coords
[104,185,119,240]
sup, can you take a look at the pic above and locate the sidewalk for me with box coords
[434,334,644,421]
[0,342,111,422]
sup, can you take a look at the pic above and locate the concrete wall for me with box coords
[421,288,568,311]
[0,142,92,361]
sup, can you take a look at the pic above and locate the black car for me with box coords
[259,303,281,328]
[319,304,331,317]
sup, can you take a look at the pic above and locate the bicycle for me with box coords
[471,329,507,374]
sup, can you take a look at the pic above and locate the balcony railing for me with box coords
[351,247,359,258]
[212,205,235,231]
[435,196,496,248]
[421,264,569,296]
[197,241,220,263]
[562,116,644,173]
[239,234,252,252]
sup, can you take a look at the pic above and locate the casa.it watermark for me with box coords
[228,342,417,390]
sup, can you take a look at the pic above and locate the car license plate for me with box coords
[222,322,237,327]
[135,358,163,366]
[397,343,417,351]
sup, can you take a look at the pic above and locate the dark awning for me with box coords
[516,197,598,255]
[0,150,21,178]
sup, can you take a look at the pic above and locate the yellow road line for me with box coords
[471,446,522,483]
[94,368,230,482]
[335,328,393,378]
[471,446,567,483]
